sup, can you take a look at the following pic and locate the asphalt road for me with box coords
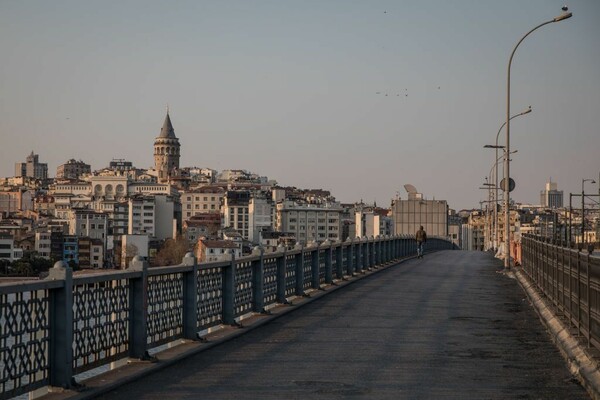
[98,251,589,399]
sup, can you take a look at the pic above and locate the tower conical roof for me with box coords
[159,112,176,138]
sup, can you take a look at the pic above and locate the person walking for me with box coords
[416,226,427,259]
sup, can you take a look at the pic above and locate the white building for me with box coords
[128,195,177,240]
[0,235,23,262]
[276,201,342,243]
[196,239,241,263]
[35,231,52,259]
[121,234,149,268]
[540,179,564,208]
[248,194,274,243]
[355,211,381,238]
[68,210,108,252]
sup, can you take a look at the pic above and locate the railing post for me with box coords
[311,241,320,289]
[346,237,355,276]
[295,243,305,296]
[577,249,581,337]
[372,236,378,266]
[323,240,333,284]
[587,251,591,348]
[335,242,344,279]
[363,236,370,270]
[182,252,199,340]
[276,245,288,304]
[356,237,363,273]
[252,246,265,313]
[128,255,150,360]
[47,261,75,389]
[222,251,236,325]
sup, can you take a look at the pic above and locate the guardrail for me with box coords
[521,234,600,350]
[0,235,454,399]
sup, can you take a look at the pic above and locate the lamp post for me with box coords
[504,8,572,269]
[582,178,596,245]
[485,107,531,252]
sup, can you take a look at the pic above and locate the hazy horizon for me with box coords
[1,1,599,210]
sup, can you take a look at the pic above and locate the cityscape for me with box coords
[1,2,600,399]
[0,109,597,273]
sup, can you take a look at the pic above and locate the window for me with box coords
[81,224,86,229]
[99,224,104,229]
[91,224,96,229]
[203,197,208,201]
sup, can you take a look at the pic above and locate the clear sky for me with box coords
[1,0,599,210]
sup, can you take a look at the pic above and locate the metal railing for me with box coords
[521,234,600,350]
[0,235,454,399]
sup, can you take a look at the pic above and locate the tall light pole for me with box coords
[504,8,572,269]
[485,107,531,251]
[582,178,596,245]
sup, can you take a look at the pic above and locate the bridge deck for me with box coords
[97,251,588,399]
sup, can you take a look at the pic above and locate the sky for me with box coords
[0,0,599,211]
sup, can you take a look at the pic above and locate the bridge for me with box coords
[1,236,599,399]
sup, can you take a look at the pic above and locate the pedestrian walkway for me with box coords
[97,251,588,399]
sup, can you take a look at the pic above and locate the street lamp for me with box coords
[582,178,596,245]
[504,8,572,270]
[485,107,531,252]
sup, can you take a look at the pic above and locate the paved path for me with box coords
[98,251,588,399]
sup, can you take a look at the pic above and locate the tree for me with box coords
[154,235,191,266]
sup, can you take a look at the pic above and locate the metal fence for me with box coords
[0,235,454,399]
[521,234,600,351]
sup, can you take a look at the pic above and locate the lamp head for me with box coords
[554,9,573,22]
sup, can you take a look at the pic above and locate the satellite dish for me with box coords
[404,184,417,194]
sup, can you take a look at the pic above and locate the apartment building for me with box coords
[276,201,342,243]
[56,159,91,180]
[0,235,23,262]
[180,185,225,219]
[128,194,177,240]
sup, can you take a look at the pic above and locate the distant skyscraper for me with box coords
[540,179,563,208]
[153,110,181,183]
[14,151,48,180]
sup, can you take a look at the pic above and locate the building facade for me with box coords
[540,180,564,208]
[56,159,91,180]
[15,151,48,180]
[180,186,225,220]
[391,198,448,238]
[276,201,342,243]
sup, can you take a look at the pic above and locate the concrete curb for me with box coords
[514,268,600,400]
[38,255,421,400]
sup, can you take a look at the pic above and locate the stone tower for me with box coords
[154,110,181,183]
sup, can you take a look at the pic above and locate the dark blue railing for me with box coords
[0,235,454,399]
